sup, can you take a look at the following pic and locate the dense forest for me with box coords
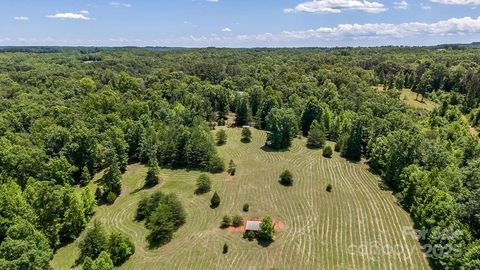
[0,47,479,269]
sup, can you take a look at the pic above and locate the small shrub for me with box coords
[322,145,333,158]
[211,192,221,208]
[106,192,117,204]
[227,160,236,176]
[217,118,226,126]
[326,184,333,192]
[245,231,255,241]
[216,129,228,145]
[195,174,211,194]
[144,166,160,187]
[242,203,249,212]
[279,170,293,186]
[232,215,243,227]
[223,243,229,254]
[221,215,231,228]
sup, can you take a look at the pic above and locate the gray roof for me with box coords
[245,221,261,231]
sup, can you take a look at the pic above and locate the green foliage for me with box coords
[216,129,227,145]
[279,170,293,186]
[80,166,92,186]
[82,187,97,217]
[108,232,135,266]
[326,184,332,192]
[100,155,122,199]
[301,97,323,136]
[258,216,275,241]
[210,192,221,208]
[322,146,333,158]
[307,120,326,149]
[79,220,109,261]
[242,203,249,212]
[241,127,252,143]
[266,108,298,149]
[195,174,212,194]
[146,204,175,247]
[232,215,243,227]
[145,155,160,188]
[235,96,252,126]
[85,251,115,270]
[106,192,117,205]
[221,215,231,228]
[223,243,229,254]
[227,160,236,176]
[208,154,225,173]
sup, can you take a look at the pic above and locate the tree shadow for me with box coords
[240,138,251,144]
[256,238,273,247]
[260,145,288,153]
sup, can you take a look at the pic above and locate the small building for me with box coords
[245,220,261,232]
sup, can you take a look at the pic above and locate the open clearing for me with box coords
[52,128,430,270]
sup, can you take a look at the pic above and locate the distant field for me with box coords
[52,128,430,270]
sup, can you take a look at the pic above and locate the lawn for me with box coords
[51,128,430,270]
[400,89,437,111]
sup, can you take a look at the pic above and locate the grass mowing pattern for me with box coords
[51,128,430,270]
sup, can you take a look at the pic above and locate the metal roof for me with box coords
[245,220,261,231]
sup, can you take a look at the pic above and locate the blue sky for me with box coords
[1,0,480,47]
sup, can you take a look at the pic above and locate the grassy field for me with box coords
[400,89,437,111]
[51,128,430,270]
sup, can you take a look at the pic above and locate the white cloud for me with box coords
[79,10,89,14]
[206,0,219,2]
[394,1,409,9]
[110,2,132,8]
[47,12,91,20]
[421,4,432,9]
[14,16,29,20]
[430,0,480,5]
[222,27,232,32]
[284,0,388,14]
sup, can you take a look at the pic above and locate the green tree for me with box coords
[221,215,231,228]
[79,220,109,260]
[227,160,236,176]
[196,174,212,194]
[265,108,298,149]
[101,155,122,198]
[258,216,275,241]
[108,232,135,266]
[92,251,115,270]
[241,127,252,143]
[301,97,323,136]
[232,215,243,227]
[216,129,227,145]
[235,96,252,126]
[211,192,221,208]
[61,192,86,241]
[280,170,293,186]
[144,153,160,188]
[146,204,175,247]
[80,166,92,186]
[341,118,363,161]
[322,146,333,158]
[307,120,326,149]
[82,187,97,217]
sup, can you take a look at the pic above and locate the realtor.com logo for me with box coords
[347,226,464,259]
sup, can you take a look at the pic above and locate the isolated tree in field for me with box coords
[216,129,227,145]
[243,203,249,212]
[211,192,221,208]
[323,145,333,158]
[258,216,275,241]
[223,243,229,254]
[195,174,211,194]
[241,127,252,142]
[266,108,298,149]
[79,220,108,260]
[280,170,293,186]
[144,153,160,188]
[307,120,326,149]
[227,160,236,176]
[326,184,333,192]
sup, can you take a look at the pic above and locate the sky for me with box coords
[1,0,480,47]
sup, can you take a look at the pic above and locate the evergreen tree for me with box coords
[146,204,175,246]
[216,129,227,145]
[342,118,363,161]
[241,127,252,143]
[144,153,160,188]
[101,155,122,197]
[235,96,252,126]
[258,216,275,241]
[80,166,91,186]
[210,192,221,208]
[322,145,333,158]
[108,232,135,266]
[301,97,323,136]
[82,187,97,217]
[307,120,326,149]
[92,251,115,270]
[221,215,231,228]
[195,174,212,194]
[227,160,236,176]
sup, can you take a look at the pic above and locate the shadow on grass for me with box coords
[260,145,288,153]
[256,238,273,248]
[240,138,251,144]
